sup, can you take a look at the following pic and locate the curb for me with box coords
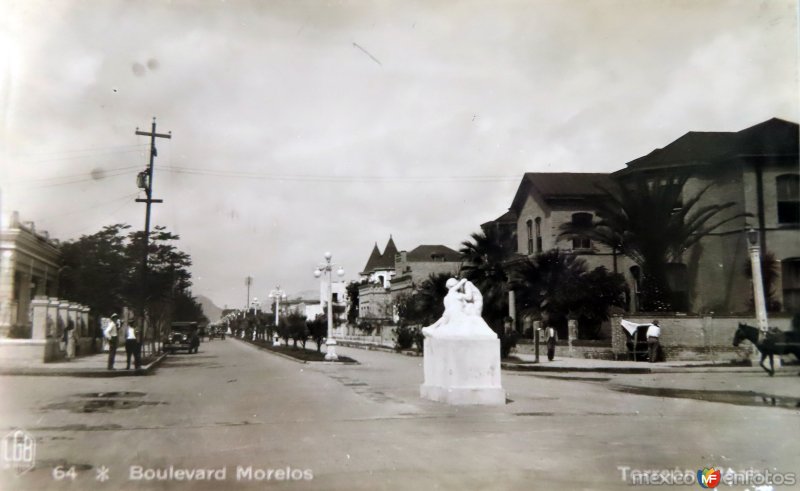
[235,337,307,364]
[0,353,167,378]
[335,340,422,357]
[502,362,763,374]
[234,337,361,364]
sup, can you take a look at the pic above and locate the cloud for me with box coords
[1,0,797,307]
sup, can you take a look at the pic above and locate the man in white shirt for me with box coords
[124,321,142,370]
[103,314,120,370]
[646,320,661,363]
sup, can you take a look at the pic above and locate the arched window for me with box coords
[782,258,800,311]
[776,174,800,224]
[571,213,592,250]
[535,217,542,253]
[526,219,533,255]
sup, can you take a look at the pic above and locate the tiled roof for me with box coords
[615,118,799,176]
[373,237,398,270]
[510,173,616,213]
[361,243,382,273]
[406,245,461,262]
[524,173,616,197]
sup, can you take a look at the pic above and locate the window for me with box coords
[535,217,542,253]
[776,174,800,224]
[782,258,800,312]
[571,213,592,250]
[526,219,533,255]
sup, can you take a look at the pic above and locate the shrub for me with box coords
[394,324,415,351]
[413,328,425,353]
[500,330,519,359]
[357,320,375,335]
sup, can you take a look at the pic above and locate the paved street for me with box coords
[1,338,798,490]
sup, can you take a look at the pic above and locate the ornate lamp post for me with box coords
[314,252,345,361]
[746,228,769,335]
[268,287,286,346]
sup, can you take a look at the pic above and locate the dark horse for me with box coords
[732,323,800,376]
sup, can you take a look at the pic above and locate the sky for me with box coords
[1,0,798,311]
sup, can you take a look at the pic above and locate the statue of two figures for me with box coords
[422,278,496,339]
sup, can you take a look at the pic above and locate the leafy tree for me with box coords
[459,227,514,327]
[559,175,747,311]
[346,281,360,324]
[282,312,307,348]
[58,224,132,316]
[58,223,205,354]
[308,314,327,352]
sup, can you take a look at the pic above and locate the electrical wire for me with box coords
[10,168,140,189]
[159,165,518,183]
[35,192,141,223]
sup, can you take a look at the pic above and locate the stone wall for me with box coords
[610,314,795,361]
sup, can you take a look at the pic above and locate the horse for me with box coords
[732,323,800,376]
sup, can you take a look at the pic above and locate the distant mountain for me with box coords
[196,294,223,323]
[290,289,320,302]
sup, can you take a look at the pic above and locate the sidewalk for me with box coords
[336,337,762,373]
[505,352,760,373]
[0,351,167,377]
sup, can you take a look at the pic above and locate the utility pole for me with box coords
[245,276,253,311]
[135,117,171,354]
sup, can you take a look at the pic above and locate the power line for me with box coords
[12,144,148,160]
[7,165,141,184]
[9,168,140,189]
[34,192,141,222]
[159,165,519,183]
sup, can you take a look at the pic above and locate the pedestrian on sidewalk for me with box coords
[124,321,142,370]
[545,323,558,361]
[646,320,661,363]
[103,314,120,370]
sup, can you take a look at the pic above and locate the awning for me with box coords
[620,319,644,337]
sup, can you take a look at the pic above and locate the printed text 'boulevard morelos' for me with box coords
[128,465,314,482]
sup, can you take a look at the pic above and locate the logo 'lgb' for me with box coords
[1,430,36,475]
[697,467,721,488]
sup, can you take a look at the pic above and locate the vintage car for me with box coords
[164,321,200,354]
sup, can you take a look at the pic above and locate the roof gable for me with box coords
[361,243,382,273]
[407,245,461,262]
[617,117,799,175]
[510,173,615,212]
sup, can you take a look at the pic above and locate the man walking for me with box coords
[646,320,661,363]
[103,313,120,370]
[545,323,558,361]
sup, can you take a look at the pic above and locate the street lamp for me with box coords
[250,297,262,341]
[314,252,345,361]
[746,227,769,335]
[268,286,287,346]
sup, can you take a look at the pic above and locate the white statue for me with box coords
[422,278,495,338]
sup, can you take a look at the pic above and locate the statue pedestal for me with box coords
[420,336,505,405]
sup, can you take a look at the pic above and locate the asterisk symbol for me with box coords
[96,465,110,482]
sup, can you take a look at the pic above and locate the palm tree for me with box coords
[413,273,452,326]
[459,227,514,326]
[559,175,747,311]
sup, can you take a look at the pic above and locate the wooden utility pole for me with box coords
[135,117,171,355]
[245,276,253,311]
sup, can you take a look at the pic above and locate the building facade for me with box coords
[501,118,799,315]
[1,211,61,337]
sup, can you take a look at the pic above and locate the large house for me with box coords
[357,238,462,323]
[358,237,398,322]
[495,117,800,315]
